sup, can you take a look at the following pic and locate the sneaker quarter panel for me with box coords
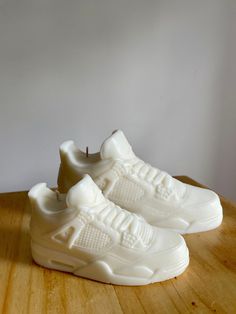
[57,130,223,234]
[29,175,189,285]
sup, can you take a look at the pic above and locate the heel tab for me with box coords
[59,140,76,156]
[28,183,47,200]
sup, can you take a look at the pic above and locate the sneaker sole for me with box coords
[184,212,223,234]
[31,241,189,286]
[155,212,223,234]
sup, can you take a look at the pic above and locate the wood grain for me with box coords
[0,177,235,314]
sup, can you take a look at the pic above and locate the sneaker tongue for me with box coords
[66,175,105,209]
[100,130,135,160]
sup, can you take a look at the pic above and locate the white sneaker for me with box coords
[58,130,223,234]
[29,175,189,286]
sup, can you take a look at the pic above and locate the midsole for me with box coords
[153,213,223,234]
[31,240,189,285]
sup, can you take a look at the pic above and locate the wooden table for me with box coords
[0,177,236,314]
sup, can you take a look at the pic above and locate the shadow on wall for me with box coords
[214,2,236,201]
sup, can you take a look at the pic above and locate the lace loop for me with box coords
[130,158,173,191]
[93,200,139,232]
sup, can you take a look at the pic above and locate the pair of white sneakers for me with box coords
[29,130,223,286]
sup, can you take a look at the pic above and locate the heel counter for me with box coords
[57,162,68,193]
[28,183,53,238]
[58,141,77,193]
[58,145,83,192]
[28,195,41,238]
[57,161,83,193]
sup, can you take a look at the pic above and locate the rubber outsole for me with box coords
[31,241,189,286]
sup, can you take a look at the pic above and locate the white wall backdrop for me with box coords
[0,0,235,200]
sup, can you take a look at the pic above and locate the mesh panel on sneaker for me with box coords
[109,177,144,202]
[74,223,112,251]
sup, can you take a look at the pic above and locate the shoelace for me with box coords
[93,200,143,233]
[68,199,142,248]
[129,158,173,190]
